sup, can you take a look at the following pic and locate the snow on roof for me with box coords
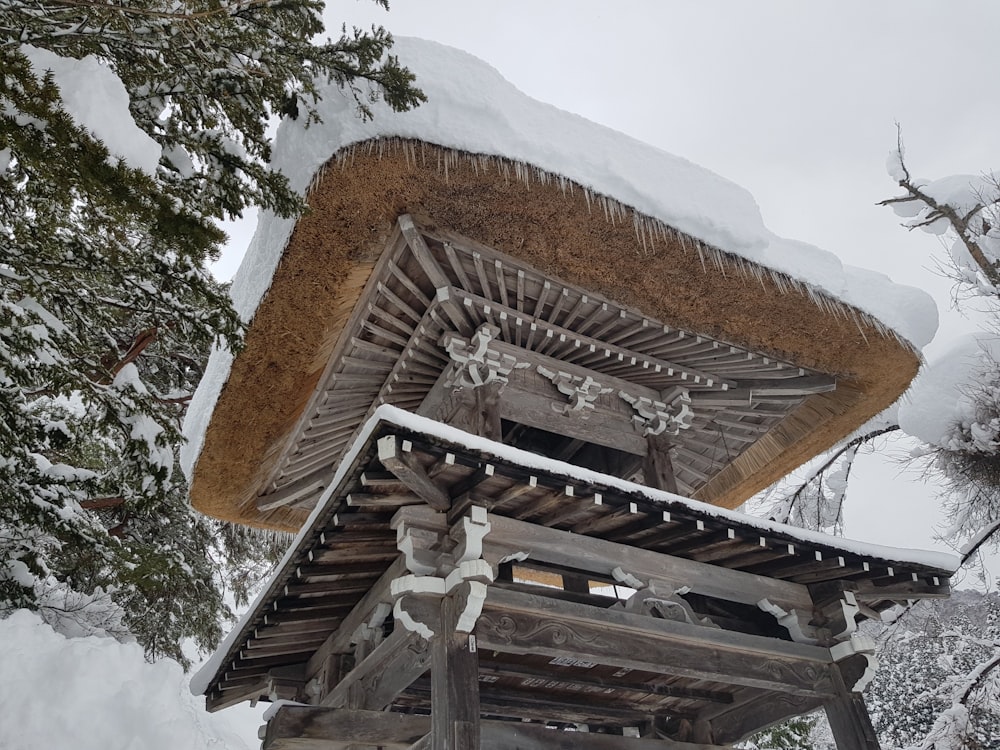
[190,402,960,696]
[181,37,937,477]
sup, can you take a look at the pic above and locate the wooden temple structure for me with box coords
[186,41,955,750]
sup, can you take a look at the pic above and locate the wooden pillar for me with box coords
[644,434,678,494]
[431,596,481,750]
[824,665,880,750]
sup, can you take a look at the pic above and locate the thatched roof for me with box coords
[182,40,934,531]
[187,140,922,531]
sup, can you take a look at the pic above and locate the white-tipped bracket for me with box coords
[830,633,878,692]
[393,598,435,640]
[391,574,447,599]
[453,580,489,633]
[758,598,818,644]
[452,506,491,563]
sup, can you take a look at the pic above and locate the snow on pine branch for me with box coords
[882,135,1000,295]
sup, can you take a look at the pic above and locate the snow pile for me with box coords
[899,334,1000,450]
[182,38,938,475]
[20,45,161,175]
[0,610,253,750]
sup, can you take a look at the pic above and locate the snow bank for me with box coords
[182,37,937,477]
[0,610,253,750]
[20,45,161,175]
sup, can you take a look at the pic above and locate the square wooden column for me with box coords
[431,595,481,749]
[824,663,880,750]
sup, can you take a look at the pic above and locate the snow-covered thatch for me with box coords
[182,38,937,530]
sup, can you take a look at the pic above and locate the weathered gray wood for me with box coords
[644,434,679,493]
[824,664,881,750]
[449,286,734,389]
[264,706,730,750]
[378,436,450,510]
[258,469,331,511]
[392,506,813,613]
[263,706,429,749]
[478,662,734,704]
[320,627,430,710]
[431,597,480,750]
[703,688,823,744]
[729,375,836,395]
[478,587,836,696]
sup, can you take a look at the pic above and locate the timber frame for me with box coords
[200,407,953,749]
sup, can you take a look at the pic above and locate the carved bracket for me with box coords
[831,634,878,692]
[612,567,718,629]
[620,388,693,436]
[391,507,495,638]
[537,365,612,414]
[441,324,522,389]
[758,598,819,644]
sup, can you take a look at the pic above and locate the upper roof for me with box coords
[182,39,937,531]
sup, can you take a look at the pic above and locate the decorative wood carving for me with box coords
[620,388,694,437]
[537,365,612,414]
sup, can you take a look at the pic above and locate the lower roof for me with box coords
[193,405,957,711]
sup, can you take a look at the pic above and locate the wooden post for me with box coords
[431,595,481,750]
[644,434,679,494]
[824,664,880,750]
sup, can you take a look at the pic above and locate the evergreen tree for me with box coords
[0,0,423,663]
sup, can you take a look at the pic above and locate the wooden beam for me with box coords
[258,469,331,511]
[393,506,813,613]
[378,435,450,510]
[823,664,881,750]
[729,375,837,395]
[263,706,733,750]
[320,627,430,710]
[701,688,823,744]
[644,434,679,493]
[305,556,406,685]
[263,706,428,750]
[478,588,837,697]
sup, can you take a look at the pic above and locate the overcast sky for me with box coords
[217,1,1000,583]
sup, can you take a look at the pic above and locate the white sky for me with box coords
[216,0,1000,585]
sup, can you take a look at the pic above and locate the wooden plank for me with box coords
[262,707,727,750]
[477,588,837,697]
[263,706,428,750]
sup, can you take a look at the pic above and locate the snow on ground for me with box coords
[181,37,938,478]
[0,610,257,750]
[19,45,161,175]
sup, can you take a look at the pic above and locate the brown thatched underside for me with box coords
[190,140,920,531]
